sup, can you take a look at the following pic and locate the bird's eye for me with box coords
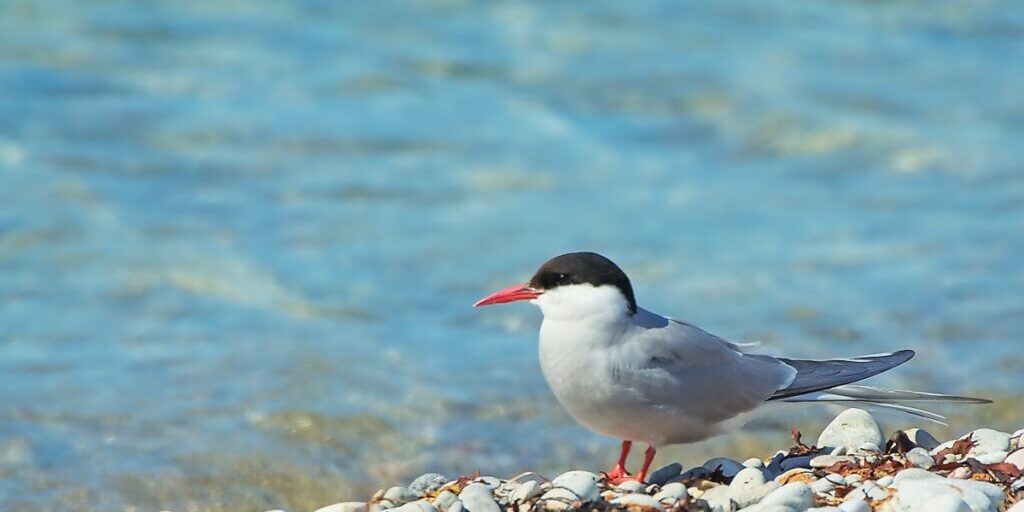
[557,273,568,284]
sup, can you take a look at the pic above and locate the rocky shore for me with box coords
[313,409,1024,512]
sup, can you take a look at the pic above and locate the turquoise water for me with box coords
[1,1,1022,510]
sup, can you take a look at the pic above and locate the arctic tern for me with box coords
[474,252,990,484]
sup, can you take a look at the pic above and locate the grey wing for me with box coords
[767,350,915,400]
[616,320,797,422]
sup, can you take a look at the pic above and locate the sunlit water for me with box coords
[1,1,1023,510]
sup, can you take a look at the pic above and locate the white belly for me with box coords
[538,319,731,446]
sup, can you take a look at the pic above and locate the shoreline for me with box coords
[314,409,1023,512]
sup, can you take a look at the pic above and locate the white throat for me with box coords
[533,283,632,323]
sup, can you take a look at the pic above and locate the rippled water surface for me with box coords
[2,1,1023,510]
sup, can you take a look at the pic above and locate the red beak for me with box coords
[474,283,541,307]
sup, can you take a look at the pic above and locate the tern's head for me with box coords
[474,252,637,320]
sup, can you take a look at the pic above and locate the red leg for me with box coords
[635,445,657,484]
[605,440,633,483]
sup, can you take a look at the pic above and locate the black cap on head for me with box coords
[528,252,637,314]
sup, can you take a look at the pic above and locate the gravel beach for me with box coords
[312,409,1023,512]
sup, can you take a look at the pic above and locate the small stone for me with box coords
[703,457,745,479]
[510,481,541,504]
[728,468,776,509]
[550,471,599,501]
[876,475,893,488]
[889,471,1004,512]
[316,503,368,512]
[1010,429,1024,451]
[759,483,814,509]
[810,455,854,468]
[837,500,869,512]
[906,447,935,469]
[967,429,1012,457]
[944,454,958,464]
[975,451,1008,464]
[1005,449,1024,471]
[775,468,814,484]
[781,455,815,471]
[447,502,462,512]
[388,502,436,512]
[843,481,887,502]
[540,488,578,503]
[370,504,387,512]
[385,487,419,505]
[433,491,458,511]
[743,458,764,468]
[811,478,835,494]
[475,477,501,489]
[648,462,683,485]
[411,474,449,495]
[808,507,840,512]
[917,494,971,512]
[653,482,688,503]
[845,474,863,485]
[699,485,734,512]
[830,446,847,456]
[948,467,971,479]
[616,480,646,493]
[856,443,880,453]
[458,483,500,512]
[613,494,663,510]
[816,409,884,452]
[825,474,847,486]
[903,428,941,451]
[1010,499,1024,512]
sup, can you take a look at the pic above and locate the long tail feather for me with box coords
[781,391,950,424]
[825,385,991,404]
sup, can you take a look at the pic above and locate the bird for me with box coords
[473,251,990,484]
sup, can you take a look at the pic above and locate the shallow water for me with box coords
[1,1,1023,510]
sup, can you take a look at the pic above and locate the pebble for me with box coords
[843,481,887,502]
[838,500,870,512]
[810,455,854,468]
[744,458,765,468]
[616,480,645,493]
[967,429,1012,457]
[758,482,814,509]
[729,467,780,509]
[974,451,1007,465]
[316,503,368,512]
[510,481,541,503]
[915,494,971,512]
[410,474,449,495]
[781,455,815,471]
[508,472,547,485]
[539,488,577,504]
[816,409,884,452]
[811,478,835,494]
[1010,500,1024,512]
[856,443,880,453]
[890,469,1003,512]
[476,476,501,489]
[387,502,436,512]
[550,471,599,501]
[1005,449,1024,471]
[876,475,894,488]
[698,485,734,512]
[703,457,745,479]
[830,446,848,456]
[1011,429,1024,451]
[903,428,941,451]
[906,447,935,469]
[384,487,419,504]
[458,483,500,512]
[613,493,663,510]
[653,482,688,503]
[648,462,683,485]
[433,492,458,511]
[447,502,463,512]
[948,467,971,479]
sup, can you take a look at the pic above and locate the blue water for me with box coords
[1,1,1023,510]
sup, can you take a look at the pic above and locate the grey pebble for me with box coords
[810,455,853,469]
[432,492,458,512]
[674,466,711,482]
[315,503,368,512]
[510,481,541,503]
[616,480,646,493]
[648,462,683,485]
[876,475,894,488]
[384,487,419,505]
[447,502,463,512]
[903,428,941,451]
[811,478,836,495]
[551,470,599,501]
[906,447,935,469]
[698,485,735,512]
[816,408,884,452]
[458,483,500,512]
[781,455,815,471]
[475,476,501,489]
[837,500,869,512]
[653,482,689,502]
[1005,449,1024,471]
[975,451,1008,465]
[744,458,765,468]
[386,502,436,512]
[703,457,744,478]
[410,474,449,496]
[759,482,814,509]
[613,493,664,509]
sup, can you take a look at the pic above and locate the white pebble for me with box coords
[510,481,541,504]
[906,447,935,469]
[613,494,663,510]
[974,451,1008,465]
[1005,449,1024,471]
[816,409,884,452]
[550,471,599,501]
[759,482,814,509]
[316,504,368,512]
[744,457,765,468]
[433,492,458,511]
